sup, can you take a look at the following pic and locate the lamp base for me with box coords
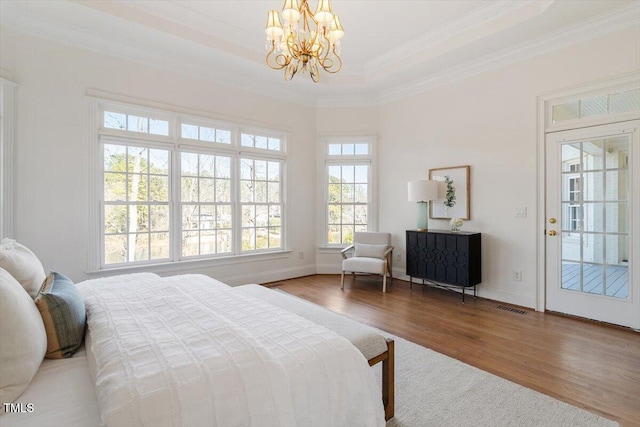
[416,202,429,231]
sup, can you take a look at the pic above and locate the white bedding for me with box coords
[78,273,385,427]
[0,346,100,427]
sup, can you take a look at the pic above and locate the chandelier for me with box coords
[265,0,345,82]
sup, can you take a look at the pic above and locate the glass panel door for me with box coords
[560,137,629,298]
[546,120,639,329]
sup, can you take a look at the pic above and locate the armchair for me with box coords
[341,232,394,292]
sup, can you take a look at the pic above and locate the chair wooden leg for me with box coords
[382,273,387,293]
[341,271,345,289]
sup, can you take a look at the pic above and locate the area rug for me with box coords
[372,332,618,427]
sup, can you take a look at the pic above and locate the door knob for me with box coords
[548,230,557,236]
[549,218,557,224]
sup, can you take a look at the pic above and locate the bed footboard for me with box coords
[368,338,394,421]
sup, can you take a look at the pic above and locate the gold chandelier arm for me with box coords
[319,41,342,74]
[266,41,291,70]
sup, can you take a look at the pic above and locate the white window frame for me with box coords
[317,135,377,248]
[88,96,288,273]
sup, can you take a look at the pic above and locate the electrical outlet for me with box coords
[298,251,304,260]
[395,253,401,262]
[513,270,522,281]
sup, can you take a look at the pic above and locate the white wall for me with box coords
[0,27,317,284]
[2,23,638,308]
[376,27,640,308]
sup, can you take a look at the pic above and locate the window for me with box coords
[96,101,286,269]
[103,143,170,264]
[180,152,232,257]
[240,158,283,251]
[551,88,640,124]
[323,137,375,246]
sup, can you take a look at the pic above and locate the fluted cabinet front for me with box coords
[406,230,481,287]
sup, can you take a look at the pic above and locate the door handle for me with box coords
[549,218,557,224]
[548,230,557,236]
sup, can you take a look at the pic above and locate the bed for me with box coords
[1,264,388,427]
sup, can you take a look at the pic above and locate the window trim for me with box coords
[317,134,378,248]
[89,96,289,272]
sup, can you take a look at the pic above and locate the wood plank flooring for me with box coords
[267,275,640,427]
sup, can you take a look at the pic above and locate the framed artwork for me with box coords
[429,165,470,220]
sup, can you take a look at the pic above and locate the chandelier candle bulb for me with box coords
[282,0,301,23]
[266,10,284,38]
[314,0,334,25]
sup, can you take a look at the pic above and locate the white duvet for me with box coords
[78,273,384,427]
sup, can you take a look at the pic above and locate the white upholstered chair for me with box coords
[341,232,394,292]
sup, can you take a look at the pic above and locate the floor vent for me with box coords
[496,305,527,315]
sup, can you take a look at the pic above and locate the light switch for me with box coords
[514,207,527,218]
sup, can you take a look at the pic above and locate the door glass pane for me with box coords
[561,143,581,171]
[583,263,604,295]
[605,265,628,298]
[606,235,628,265]
[561,261,580,290]
[582,139,604,171]
[561,204,581,232]
[605,170,628,201]
[605,137,628,169]
[583,203,603,232]
[582,172,604,201]
[562,175,581,202]
[605,203,628,233]
[582,233,603,264]
[562,232,581,261]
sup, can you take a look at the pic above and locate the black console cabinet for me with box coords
[406,230,481,302]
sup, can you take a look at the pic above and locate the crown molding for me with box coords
[378,2,640,105]
[0,1,318,107]
[364,0,540,80]
[315,93,380,109]
[1,1,638,109]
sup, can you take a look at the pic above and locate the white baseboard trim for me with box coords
[392,268,536,309]
[316,264,343,275]
[222,265,317,286]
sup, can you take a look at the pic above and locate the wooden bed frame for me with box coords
[368,338,395,420]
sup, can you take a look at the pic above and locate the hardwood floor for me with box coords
[267,274,640,427]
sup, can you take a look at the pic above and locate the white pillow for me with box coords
[0,267,47,403]
[0,238,46,299]
[354,243,388,259]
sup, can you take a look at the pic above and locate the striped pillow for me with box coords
[35,272,86,359]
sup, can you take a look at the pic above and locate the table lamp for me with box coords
[408,180,439,231]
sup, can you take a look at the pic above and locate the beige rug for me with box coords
[373,332,618,427]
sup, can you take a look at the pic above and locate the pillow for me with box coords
[0,238,46,299]
[0,267,47,403]
[354,243,388,259]
[35,272,86,359]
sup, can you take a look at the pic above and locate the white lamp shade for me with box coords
[408,180,439,202]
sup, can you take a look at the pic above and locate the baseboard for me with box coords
[316,264,342,275]
[392,268,536,309]
[222,265,317,286]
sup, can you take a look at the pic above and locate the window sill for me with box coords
[86,250,293,278]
